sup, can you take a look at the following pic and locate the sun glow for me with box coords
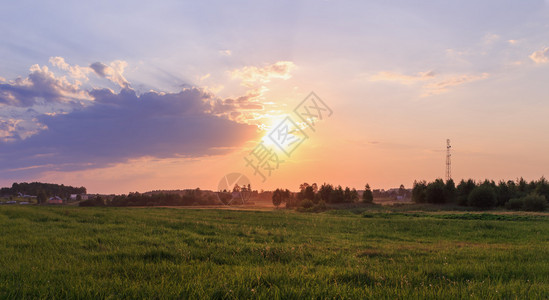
[255,113,311,160]
[256,115,287,154]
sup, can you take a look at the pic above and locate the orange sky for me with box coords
[2,1,549,194]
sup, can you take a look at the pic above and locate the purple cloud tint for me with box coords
[0,86,258,176]
[0,64,88,107]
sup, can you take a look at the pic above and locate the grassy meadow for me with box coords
[1,205,548,299]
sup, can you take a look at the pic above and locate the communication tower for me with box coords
[446,139,452,181]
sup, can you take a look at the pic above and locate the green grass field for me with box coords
[1,206,548,299]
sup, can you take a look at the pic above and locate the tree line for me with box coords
[0,182,86,203]
[412,177,549,211]
[79,189,218,207]
[272,182,375,209]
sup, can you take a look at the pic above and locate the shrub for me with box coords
[79,196,105,207]
[505,198,523,210]
[316,200,327,210]
[505,194,547,212]
[299,199,314,209]
[296,200,327,213]
[522,194,547,212]
[467,185,496,209]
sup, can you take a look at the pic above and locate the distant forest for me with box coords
[412,177,549,211]
[0,182,86,200]
[81,189,221,207]
[3,178,548,212]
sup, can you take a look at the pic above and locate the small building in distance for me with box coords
[70,194,89,201]
[17,192,37,199]
[48,196,63,204]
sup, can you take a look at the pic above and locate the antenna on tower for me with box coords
[446,139,452,181]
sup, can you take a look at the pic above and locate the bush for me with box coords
[316,200,327,210]
[467,185,496,209]
[296,200,327,213]
[505,198,523,210]
[79,196,105,207]
[299,199,314,209]
[505,194,547,212]
[522,194,547,212]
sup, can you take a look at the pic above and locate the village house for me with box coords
[48,196,63,204]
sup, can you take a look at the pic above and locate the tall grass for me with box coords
[1,206,548,298]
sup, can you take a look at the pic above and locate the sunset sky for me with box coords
[2,1,549,194]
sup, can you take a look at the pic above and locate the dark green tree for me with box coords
[497,180,517,206]
[468,185,497,209]
[444,179,457,203]
[457,179,476,205]
[535,177,549,200]
[425,179,446,204]
[297,183,315,202]
[350,188,359,202]
[330,186,345,203]
[272,189,283,208]
[318,183,334,203]
[517,177,528,196]
[362,184,373,203]
[412,180,427,203]
[344,187,352,202]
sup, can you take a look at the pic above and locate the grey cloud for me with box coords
[89,61,130,88]
[0,87,258,176]
[90,62,108,77]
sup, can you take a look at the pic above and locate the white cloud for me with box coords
[422,73,489,96]
[0,117,47,142]
[49,57,92,79]
[508,39,519,45]
[0,64,91,107]
[529,47,549,64]
[370,70,435,84]
[90,60,130,88]
[231,61,296,86]
[483,33,500,45]
[0,119,20,142]
[219,49,232,56]
[368,69,489,97]
[200,73,211,81]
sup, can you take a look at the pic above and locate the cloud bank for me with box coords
[0,58,261,177]
[0,64,90,107]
